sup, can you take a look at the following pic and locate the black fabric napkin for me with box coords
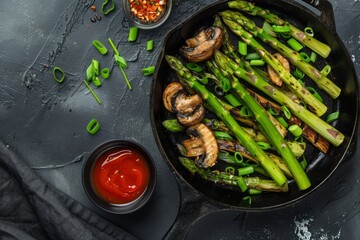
[0,143,137,240]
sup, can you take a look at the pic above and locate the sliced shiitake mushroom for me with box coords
[267,53,290,87]
[187,123,219,168]
[180,26,224,63]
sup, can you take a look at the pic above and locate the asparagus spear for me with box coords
[221,10,340,99]
[179,157,288,192]
[211,21,330,153]
[213,50,344,147]
[207,61,288,138]
[207,60,310,189]
[220,16,327,116]
[166,55,287,186]
[228,0,332,58]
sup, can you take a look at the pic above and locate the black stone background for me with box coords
[0,0,359,239]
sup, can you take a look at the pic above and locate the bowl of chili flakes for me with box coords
[123,0,172,29]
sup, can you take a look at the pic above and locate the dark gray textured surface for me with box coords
[0,0,359,240]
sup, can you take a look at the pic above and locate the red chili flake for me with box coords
[90,5,96,11]
[128,0,166,22]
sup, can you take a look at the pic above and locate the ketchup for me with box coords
[92,146,150,204]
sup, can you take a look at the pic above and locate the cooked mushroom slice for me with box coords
[177,138,205,157]
[177,104,205,126]
[174,93,203,114]
[188,123,219,168]
[163,82,184,112]
[180,26,224,63]
[185,29,208,48]
[267,53,290,87]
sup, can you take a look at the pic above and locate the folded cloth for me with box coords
[0,143,137,240]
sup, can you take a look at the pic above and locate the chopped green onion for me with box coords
[141,66,155,76]
[101,68,110,79]
[289,124,303,137]
[186,63,203,73]
[250,59,265,66]
[92,76,102,87]
[281,105,291,119]
[280,32,291,39]
[243,196,252,204]
[307,87,323,102]
[326,111,340,123]
[128,27,139,42]
[114,55,128,68]
[262,21,276,37]
[287,38,303,51]
[162,119,185,132]
[249,189,262,195]
[92,59,100,76]
[294,67,305,79]
[119,66,132,90]
[83,80,102,104]
[102,0,115,15]
[146,39,154,51]
[321,65,331,76]
[238,166,254,176]
[225,94,242,107]
[214,131,233,141]
[300,157,308,170]
[268,107,279,116]
[87,118,101,135]
[53,67,65,83]
[295,136,304,143]
[272,25,290,33]
[240,106,253,117]
[220,77,231,92]
[238,41,248,56]
[200,76,209,85]
[237,176,248,192]
[245,52,261,60]
[310,52,317,63]
[86,63,94,81]
[299,52,311,62]
[304,27,314,37]
[234,152,244,164]
[92,40,108,55]
[277,117,289,128]
[108,38,119,56]
[256,141,271,150]
[225,166,235,175]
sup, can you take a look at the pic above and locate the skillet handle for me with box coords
[300,0,336,32]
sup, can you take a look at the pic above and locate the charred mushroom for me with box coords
[177,104,205,126]
[267,53,290,87]
[187,123,219,168]
[180,26,224,63]
[177,138,205,157]
[163,82,205,126]
[162,82,184,113]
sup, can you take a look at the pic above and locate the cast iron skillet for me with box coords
[150,0,359,210]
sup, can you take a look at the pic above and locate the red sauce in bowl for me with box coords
[128,0,167,22]
[92,146,150,204]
